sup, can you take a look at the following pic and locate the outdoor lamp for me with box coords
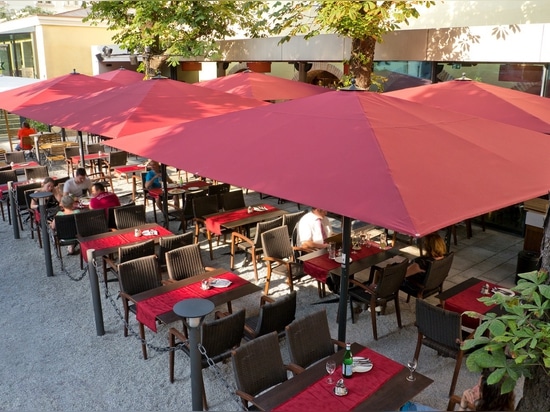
[30,191,54,277]
[174,298,215,411]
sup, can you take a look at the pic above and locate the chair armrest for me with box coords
[446,394,475,411]
[119,291,134,302]
[260,295,275,306]
[204,266,217,272]
[349,278,375,294]
[162,279,176,286]
[215,310,230,319]
[262,256,287,266]
[231,231,253,245]
[286,363,305,375]
[243,323,256,337]
[168,327,189,343]
[235,390,258,407]
[331,338,346,349]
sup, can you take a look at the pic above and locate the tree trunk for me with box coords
[516,365,550,410]
[350,37,376,89]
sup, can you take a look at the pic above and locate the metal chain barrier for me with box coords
[47,224,88,281]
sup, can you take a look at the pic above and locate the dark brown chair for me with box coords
[64,146,81,175]
[282,210,306,239]
[24,166,49,181]
[231,331,301,410]
[0,170,18,224]
[52,214,79,268]
[230,216,283,282]
[260,225,308,295]
[221,189,245,211]
[113,204,147,229]
[5,151,25,164]
[102,150,128,189]
[165,243,216,283]
[74,209,109,237]
[172,188,207,232]
[14,182,41,232]
[348,258,409,340]
[414,299,472,397]
[207,183,230,210]
[168,309,246,409]
[118,255,162,360]
[286,309,345,372]
[192,194,221,260]
[158,232,194,270]
[400,252,455,302]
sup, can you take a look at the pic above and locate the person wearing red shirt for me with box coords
[15,121,36,151]
[89,182,121,210]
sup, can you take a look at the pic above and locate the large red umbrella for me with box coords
[387,78,550,133]
[195,71,331,101]
[11,77,268,137]
[107,90,550,238]
[94,68,144,85]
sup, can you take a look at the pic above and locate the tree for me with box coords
[462,270,550,410]
[83,1,270,77]
[268,1,435,88]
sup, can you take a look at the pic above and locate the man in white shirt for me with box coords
[296,208,333,249]
[63,167,92,198]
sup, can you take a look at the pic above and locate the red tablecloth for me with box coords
[79,225,173,262]
[148,180,209,199]
[112,165,144,174]
[303,245,382,283]
[11,161,39,170]
[273,347,404,411]
[205,204,276,235]
[136,272,247,332]
[71,153,109,163]
[444,280,498,329]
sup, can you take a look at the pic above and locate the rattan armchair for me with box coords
[74,209,109,237]
[400,252,455,302]
[52,214,79,268]
[5,151,25,164]
[165,243,216,283]
[221,189,245,211]
[0,170,17,224]
[24,166,49,181]
[282,210,306,239]
[118,255,162,360]
[158,232,194,270]
[230,216,283,282]
[64,146,80,175]
[192,194,221,260]
[207,183,230,210]
[113,204,147,229]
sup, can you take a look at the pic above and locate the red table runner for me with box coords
[444,280,498,329]
[303,245,382,283]
[136,272,247,332]
[79,225,173,262]
[71,153,109,163]
[112,165,144,174]
[148,180,209,199]
[11,161,39,170]
[205,204,276,235]
[273,347,404,411]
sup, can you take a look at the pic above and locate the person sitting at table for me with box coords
[30,177,62,223]
[89,182,120,210]
[50,196,81,254]
[405,232,447,278]
[15,121,36,151]
[63,167,92,198]
[145,160,174,209]
[296,207,333,250]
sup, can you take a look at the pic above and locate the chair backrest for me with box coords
[208,183,230,209]
[158,232,194,267]
[48,143,66,157]
[24,166,49,181]
[422,252,455,295]
[54,214,78,242]
[165,243,206,281]
[231,332,288,401]
[74,209,109,237]
[416,299,462,354]
[261,225,294,261]
[182,189,207,219]
[15,182,41,210]
[21,135,33,148]
[118,239,156,264]
[376,259,409,299]
[252,216,284,248]
[0,148,6,163]
[221,189,245,211]
[6,151,25,164]
[286,309,334,369]
[86,144,104,154]
[201,309,246,361]
[282,210,306,238]
[192,194,220,219]
[0,170,18,185]
[118,255,162,296]
[64,146,81,160]
[107,151,128,168]
[113,204,146,229]
[107,202,136,229]
[254,291,297,337]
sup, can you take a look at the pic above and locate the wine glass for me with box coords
[326,360,336,384]
[406,359,417,382]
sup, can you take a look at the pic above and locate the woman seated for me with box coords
[405,232,447,279]
[30,177,62,223]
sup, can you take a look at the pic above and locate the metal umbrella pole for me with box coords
[30,191,54,277]
[161,163,169,228]
[337,216,352,343]
[8,181,20,239]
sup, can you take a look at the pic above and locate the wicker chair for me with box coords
[192,194,221,260]
[52,214,79,268]
[102,150,128,189]
[24,166,49,181]
[168,309,246,409]
[24,188,44,248]
[260,225,308,295]
[0,170,17,224]
[282,210,306,239]
[5,151,25,164]
[14,182,41,232]
[348,258,409,340]
[113,204,147,229]
[207,183,230,210]
[171,189,207,232]
[400,252,455,302]
[240,291,296,341]
[140,172,160,223]
[231,332,301,410]
[221,189,245,211]
[64,146,81,175]
[118,255,162,360]
[103,239,156,297]
[165,243,216,282]
[414,299,472,397]
[230,216,283,282]
[74,209,109,237]
[286,309,345,372]
[158,232,194,270]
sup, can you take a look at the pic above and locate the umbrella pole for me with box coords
[3,109,14,151]
[161,164,169,229]
[337,216,352,343]
[77,131,86,169]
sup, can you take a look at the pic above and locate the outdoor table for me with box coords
[148,180,210,205]
[436,277,507,329]
[111,164,146,202]
[253,342,433,411]
[132,268,261,332]
[71,153,109,173]
[204,204,287,236]
[11,161,39,171]
[78,223,173,335]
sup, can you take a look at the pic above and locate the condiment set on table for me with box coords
[327,343,375,397]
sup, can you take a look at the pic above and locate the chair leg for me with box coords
[206,231,213,260]
[139,322,148,360]
[229,236,236,270]
[395,296,403,330]
[349,296,356,323]
[263,266,272,295]
[251,249,259,282]
[370,300,378,340]
[413,332,423,361]
[449,351,464,397]
[169,331,176,383]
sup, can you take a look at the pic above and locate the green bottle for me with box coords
[342,342,353,378]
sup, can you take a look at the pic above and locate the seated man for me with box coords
[89,182,121,210]
[145,160,174,209]
[296,207,333,250]
[63,167,92,198]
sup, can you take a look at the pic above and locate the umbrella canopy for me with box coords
[0,72,115,115]
[0,76,41,92]
[195,71,331,101]
[14,77,268,138]
[94,68,144,85]
[107,90,550,238]
[387,78,550,133]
